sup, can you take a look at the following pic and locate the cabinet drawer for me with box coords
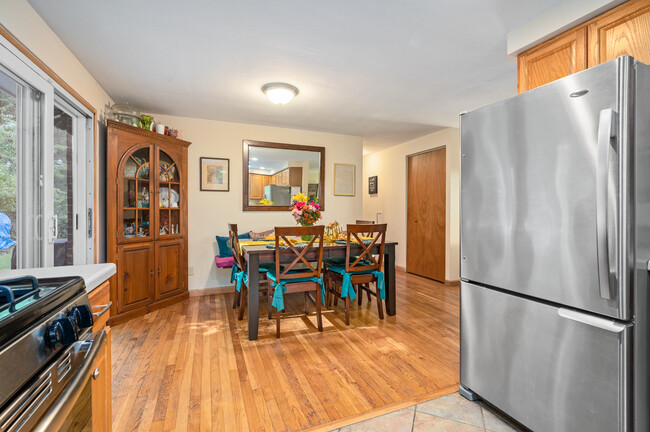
[89,280,111,331]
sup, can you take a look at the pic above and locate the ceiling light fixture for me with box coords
[261,82,299,105]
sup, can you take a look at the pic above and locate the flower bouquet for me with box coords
[290,193,321,240]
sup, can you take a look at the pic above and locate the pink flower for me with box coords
[313,203,319,209]
[296,202,305,209]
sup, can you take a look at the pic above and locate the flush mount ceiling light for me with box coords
[261,82,299,105]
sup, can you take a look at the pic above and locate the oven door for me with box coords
[0,330,106,432]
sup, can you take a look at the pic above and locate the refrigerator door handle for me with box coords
[558,308,626,333]
[596,108,618,300]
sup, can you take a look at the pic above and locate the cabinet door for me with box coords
[92,326,112,432]
[155,240,184,300]
[156,148,183,240]
[249,174,263,199]
[117,145,153,243]
[117,243,154,313]
[517,27,587,93]
[588,0,650,67]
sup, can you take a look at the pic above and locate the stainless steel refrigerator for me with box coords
[459,56,650,432]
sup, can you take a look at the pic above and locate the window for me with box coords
[0,37,94,269]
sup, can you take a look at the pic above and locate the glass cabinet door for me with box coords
[157,150,181,238]
[121,146,151,241]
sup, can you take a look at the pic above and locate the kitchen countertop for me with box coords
[0,263,116,293]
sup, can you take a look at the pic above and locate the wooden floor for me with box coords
[111,269,460,432]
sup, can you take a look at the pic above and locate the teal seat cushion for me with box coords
[326,265,385,301]
[323,257,372,266]
[266,270,325,311]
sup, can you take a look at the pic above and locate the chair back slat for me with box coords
[228,223,246,270]
[274,225,325,282]
[345,223,387,273]
[355,219,374,237]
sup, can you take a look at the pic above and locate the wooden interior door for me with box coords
[587,0,650,67]
[155,240,183,300]
[117,243,154,313]
[517,27,587,93]
[407,148,446,282]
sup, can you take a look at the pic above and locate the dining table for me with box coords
[241,240,398,340]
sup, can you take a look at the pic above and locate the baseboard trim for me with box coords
[396,265,406,272]
[445,279,460,287]
[189,286,236,297]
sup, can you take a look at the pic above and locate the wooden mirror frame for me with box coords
[242,139,326,211]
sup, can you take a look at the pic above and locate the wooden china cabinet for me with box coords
[106,120,191,325]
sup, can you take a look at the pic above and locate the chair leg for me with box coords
[357,284,363,306]
[238,285,248,321]
[232,290,239,309]
[304,292,310,315]
[376,285,384,320]
[344,295,350,325]
[276,308,281,338]
[333,281,339,307]
[316,287,323,332]
[324,275,331,309]
[366,284,372,303]
[267,286,273,319]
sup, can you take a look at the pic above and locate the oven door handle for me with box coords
[31,329,106,432]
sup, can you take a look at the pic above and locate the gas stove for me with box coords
[0,275,104,432]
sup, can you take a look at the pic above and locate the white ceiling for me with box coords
[27,0,561,153]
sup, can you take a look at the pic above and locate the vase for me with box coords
[301,222,314,242]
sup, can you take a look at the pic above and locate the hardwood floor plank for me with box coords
[112,269,460,431]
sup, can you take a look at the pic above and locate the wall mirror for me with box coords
[243,140,325,211]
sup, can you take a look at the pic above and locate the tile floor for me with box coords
[330,392,523,432]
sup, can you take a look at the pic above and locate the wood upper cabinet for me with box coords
[518,0,650,93]
[107,120,190,325]
[517,27,587,93]
[587,0,650,67]
[249,174,264,199]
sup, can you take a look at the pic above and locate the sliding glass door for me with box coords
[0,39,93,269]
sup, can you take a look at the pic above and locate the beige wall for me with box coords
[0,0,114,261]
[362,128,460,281]
[153,113,364,290]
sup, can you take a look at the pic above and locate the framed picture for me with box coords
[200,157,230,191]
[333,163,355,196]
[368,175,378,194]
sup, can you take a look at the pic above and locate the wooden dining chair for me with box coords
[355,219,376,303]
[355,219,374,237]
[267,225,325,338]
[228,224,271,320]
[325,223,387,325]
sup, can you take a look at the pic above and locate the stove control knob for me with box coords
[47,317,78,349]
[69,305,94,329]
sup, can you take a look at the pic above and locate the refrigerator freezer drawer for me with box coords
[461,281,630,432]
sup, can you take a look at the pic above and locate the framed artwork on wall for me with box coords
[368,175,378,194]
[333,163,355,196]
[200,157,230,191]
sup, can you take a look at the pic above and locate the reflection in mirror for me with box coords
[243,140,325,211]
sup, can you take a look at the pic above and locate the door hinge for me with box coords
[32,91,42,101]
